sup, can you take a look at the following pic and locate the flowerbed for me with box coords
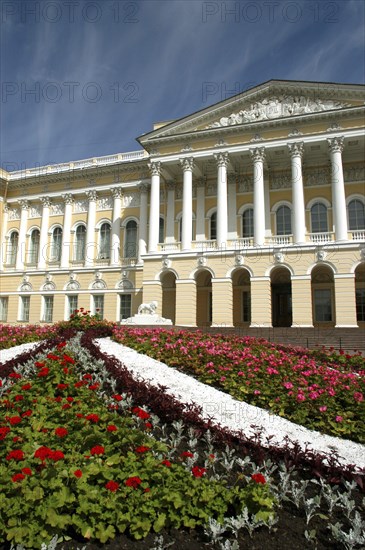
[0,335,275,549]
[112,328,365,444]
[0,324,58,351]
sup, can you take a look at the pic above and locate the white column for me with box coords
[60,194,73,269]
[227,174,237,240]
[38,197,51,269]
[288,142,306,244]
[85,191,98,267]
[148,161,161,252]
[138,183,148,261]
[328,136,348,241]
[111,187,122,265]
[180,157,194,250]
[16,200,29,270]
[195,178,206,241]
[250,147,266,246]
[165,181,176,244]
[0,204,9,270]
[214,152,229,248]
[264,174,271,238]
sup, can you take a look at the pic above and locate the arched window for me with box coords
[29,229,40,264]
[75,225,86,261]
[348,199,365,230]
[242,208,254,238]
[7,231,18,264]
[276,205,292,235]
[99,223,111,259]
[210,212,217,240]
[311,203,328,233]
[51,228,62,261]
[125,220,137,258]
[159,217,165,244]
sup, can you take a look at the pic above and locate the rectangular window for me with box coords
[68,295,78,319]
[93,295,104,318]
[242,291,251,323]
[314,289,332,322]
[120,294,131,320]
[0,297,9,321]
[356,289,365,322]
[43,296,54,323]
[20,296,30,322]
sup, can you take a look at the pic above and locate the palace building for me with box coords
[0,79,364,328]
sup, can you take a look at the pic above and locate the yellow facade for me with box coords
[0,80,364,329]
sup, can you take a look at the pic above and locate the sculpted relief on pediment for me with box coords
[207,96,350,128]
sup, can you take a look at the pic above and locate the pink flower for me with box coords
[283,382,293,389]
[319,406,327,412]
[335,416,343,423]
[354,392,363,402]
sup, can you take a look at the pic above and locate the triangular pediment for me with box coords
[137,80,364,146]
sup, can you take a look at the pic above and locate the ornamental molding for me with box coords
[29,205,42,218]
[50,202,64,216]
[180,157,194,171]
[42,281,56,291]
[316,248,327,262]
[207,96,350,128]
[214,152,229,168]
[8,207,20,220]
[288,142,304,158]
[40,196,52,208]
[111,187,123,200]
[250,147,265,163]
[74,199,88,213]
[162,258,172,269]
[62,193,74,205]
[303,167,331,187]
[97,196,113,210]
[19,199,29,210]
[237,176,253,193]
[148,161,161,176]
[270,172,291,190]
[117,279,133,290]
[328,136,344,154]
[85,190,98,202]
[344,165,365,182]
[122,192,140,208]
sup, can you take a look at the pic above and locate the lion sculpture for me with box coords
[137,301,158,315]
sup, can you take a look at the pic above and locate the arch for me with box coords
[189,266,215,280]
[275,204,292,236]
[271,200,292,212]
[71,221,87,232]
[121,215,139,229]
[156,267,179,281]
[311,264,335,326]
[26,224,41,236]
[160,270,177,323]
[265,263,294,277]
[237,203,254,216]
[306,197,331,210]
[270,266,292,327]
[307,261,337,276]
[226,264,254,279]
[116,278,134,290]
[195,269,212,327]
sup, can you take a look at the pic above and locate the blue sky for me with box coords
[1,0,364,171]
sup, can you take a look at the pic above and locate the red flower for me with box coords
[12,436,21,442]
[22,410,32,418]
[76,413,84,418]
[37,367,50,377]
[34,446,52,461]
[12,473,25,483]
[74,381,84,388]
[57,383,69,390]
[191,466,206,478]
[74,469,83,478]
[112,394,123,402]
[54,396,62,403]
[85,414,99,423]
[57,342,67,349]
[66,397,74,403]
[15,395,24,401]
[88,384,100,391]
[107,425,117,432]
[161,459,172,467]
[47,353,59,361]
[50,450,65,461]
[35,361,45,368]
[21,468,32,476]
[63,355,75,364]
[135,446,150,453]
[55,427,68,438]
[181,451,194,459]
[9,416,22,425]
[132,407,150,420]
[63,368,69,374]
[83,374,93,381]
[0,427,10,440]
[251,473,266,484]
[9,373,22,379]
[6,449,25,461]
[144,422,152,429]
[62,404,71,410]
[90,445,105,456]
[105,480,119,492]
[21,383,32,391]
[125,476,142,488]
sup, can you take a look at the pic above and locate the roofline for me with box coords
[136,78,365,144]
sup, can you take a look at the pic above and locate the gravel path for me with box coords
[96,337,365,471]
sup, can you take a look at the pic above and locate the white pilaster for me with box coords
[180,157,194,250]
[111,187,123,265]
[195,178,206,241]
[15,200,29,270]
[148,161,161,252]
[288,142,306,244]
[264,174,271,237]
[227,174,237,240]
[328,136,348,241]
[214,152,229,248]
[165,181,176,244]
[38,197,51,270]
[60,194,73,269]
[250,147,266,246]
[138,183,148,261]
[85,191,97,267]
[0,204,9,270]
